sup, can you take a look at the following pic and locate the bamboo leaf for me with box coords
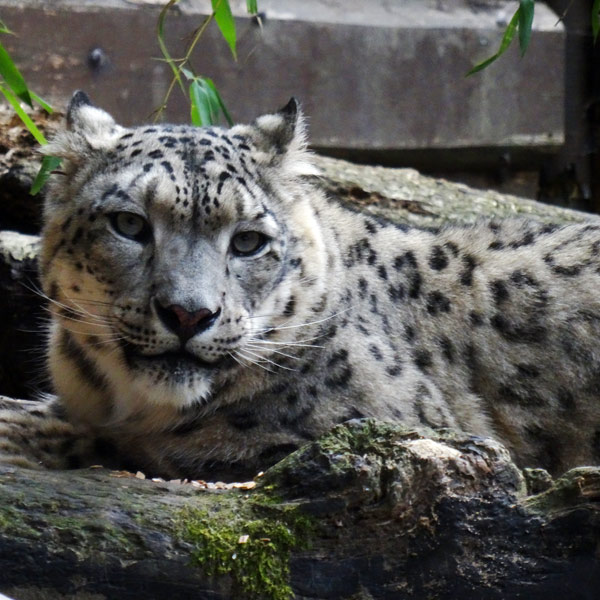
[0,40,33,106]
[593,0,600,42]
[518,0,534,56]
[467,7,520,75]
[0,83,46,144]
[212,0,237,59]
[246,0,258,14]
[157,0,186,95]
[204,82,221,123]
[204,77,233,126]
[189,79,213,126]
[30,90,53,114]
[0,19,13,34]
[30,155,61,195]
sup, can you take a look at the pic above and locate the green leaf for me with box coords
[30,155,61,195]
[189,79,214,126]
[0,83,46,144]
[189,77,232,126]
[203,77,233,126]
[246,0,258,14]
[593,0,600,42]
[467,7,520,75]
[518,0,534,56]
[0,40,33,106]
[30,90,53,114]
[157,0,186,95]
[212,0,237,59]
[0,19,13,35]
[181,67,195,81]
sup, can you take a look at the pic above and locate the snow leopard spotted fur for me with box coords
[1,91,600,480]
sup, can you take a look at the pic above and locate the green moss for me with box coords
[524,466,600,513]
[177,498,312,600]
[0,504,41,539]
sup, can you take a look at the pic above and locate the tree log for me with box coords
[1,420,599,600]
[1,109,600,599]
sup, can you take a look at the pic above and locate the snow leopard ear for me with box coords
[42,91,124,162]
[233,98,319,176]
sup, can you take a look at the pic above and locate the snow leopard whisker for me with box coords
[228,351,253,371]
[246,337,325,350]
[252,307,352,335]
[42,305,117,329]
[235,350,277,374]
[42,307,116,329]
[24,281,112,325]
[240,348,298,372]
[38,292,116,326]
[58,323,123,340]
[244,343,302,362]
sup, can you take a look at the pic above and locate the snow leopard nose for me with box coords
[154,300,221,343]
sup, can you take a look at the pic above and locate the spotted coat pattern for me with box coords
[2,93,600,479]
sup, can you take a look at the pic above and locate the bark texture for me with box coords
[0,421,599,600]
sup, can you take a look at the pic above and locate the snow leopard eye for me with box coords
[110,212,151,243]
[231,231,267,256]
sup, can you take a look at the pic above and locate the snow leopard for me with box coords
[1,91,600,480]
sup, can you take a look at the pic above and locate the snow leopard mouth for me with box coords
[123,346,229,373]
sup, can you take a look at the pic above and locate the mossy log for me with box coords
[1,109,600,599]
[1,420,599,600]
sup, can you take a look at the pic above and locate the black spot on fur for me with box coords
[460,255,476,286]
[491,280,509,305]
[414,349,432,371]
[393,255,404,270]
[543,253,584,277]
[283,296,296,317]
[327,349,348,367]
[386,364,402,377]
[470,311,484,326]
[516,363,540,378]
[440,337,454,362]
[364,219,377,234]
[325,366,353,388]
[444,242,459,257]
[491,315,547,344]
[426,291,451,315]
[498,385,545,406]
[369,344,383,361]
[377,264,388,280]
[429,246,448,271]
[388,284,405,303]
[509,231,535,249]
[358,277,369,299]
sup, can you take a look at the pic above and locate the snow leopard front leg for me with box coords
[0,395,99,470]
